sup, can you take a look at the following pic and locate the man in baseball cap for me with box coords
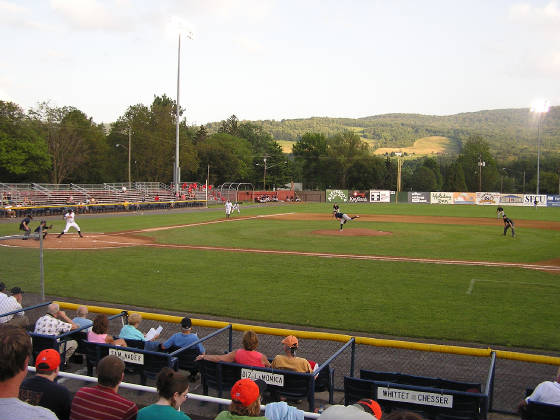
[0,286,28,328]
[19,349,73,420]
[271,335,313,373]
[318,398,382,419]
[215,378,267,419]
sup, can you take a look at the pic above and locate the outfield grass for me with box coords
[1,203,559,350]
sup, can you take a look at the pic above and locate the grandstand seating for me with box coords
[359,369,482,392]
[522,400,560,419]
[198,359,334,412]
[83,340,178,385]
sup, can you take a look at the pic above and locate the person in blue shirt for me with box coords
[72,305,93,332]
[119,313,161,351]
[161,317,205,355]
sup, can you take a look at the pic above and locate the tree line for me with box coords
[1,98,559,194]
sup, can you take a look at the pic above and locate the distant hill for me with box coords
[205,107,559,157]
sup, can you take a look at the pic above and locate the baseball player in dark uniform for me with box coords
[503,214,515,237]
[334,212,359,231]
[19,214,33,240]
[34,220,53,240]
[332,203,340,216]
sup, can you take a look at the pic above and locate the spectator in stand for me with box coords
[0,287,29,328]
[19,348,73,420]
[72,305,93,332]
[519,366,560,415]
[34,303,79,364]
[0,282,6,301]
[271,335,312,373]
[137,367,191,420]
[88,314,126,346]
[161,317,205,380]
[196,330,270,368]
[118,313,160,351]
[70,355,137,420]
[0,325,57,420]
[154,195,160,201]
[215,378,267,420]
[318,399,382,420]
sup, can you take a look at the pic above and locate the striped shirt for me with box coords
[70,385,137,420]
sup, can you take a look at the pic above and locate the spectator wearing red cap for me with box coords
[271,335,312,373]
[196,330,270,368]
[318,398,382,419]
[215,378,267,420]
[19,349,73,420]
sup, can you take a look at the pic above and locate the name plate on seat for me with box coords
[377,387,453,408]
[241,368,284,386]
[109,348,144,365]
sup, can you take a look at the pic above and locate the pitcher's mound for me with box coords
[312,229,393,236]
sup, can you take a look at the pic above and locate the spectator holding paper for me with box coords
[119,313,162,351]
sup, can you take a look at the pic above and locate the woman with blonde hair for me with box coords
[196,330,270,367]
[119,312,160,351]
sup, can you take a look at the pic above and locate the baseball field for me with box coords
[1,202,559,351]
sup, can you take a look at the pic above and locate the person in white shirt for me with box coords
[0,287,28,328]
[225,200,233,219]
[0,282,7,302]
[519,367,560,414]
[57,209,84,238]
[34,303,79,363]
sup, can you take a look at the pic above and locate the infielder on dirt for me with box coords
[503,214,515,238]
[57,209,84,238]
[334,211,359,231]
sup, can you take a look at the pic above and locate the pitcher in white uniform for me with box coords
[57,209,84,238]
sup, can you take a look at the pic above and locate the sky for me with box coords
[1,0,559,125]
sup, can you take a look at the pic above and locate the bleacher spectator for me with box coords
[0,282,6,301]
[88,314,127,346]
[137,367,191,420]
[72,305,93,331]
[519,366,560,414]
[19,348,73,420]
[34,303,79,364]
[118,313,160,351]
[318,398,382,419]
[196,330,270,368]
[70,355,137,420]
[0,325,57,420]
[160,317,205,380]
[0,287,28,328]
[271,335,312,373]
[215,378,267,420]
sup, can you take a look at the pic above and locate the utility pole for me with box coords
[478,154,485,191]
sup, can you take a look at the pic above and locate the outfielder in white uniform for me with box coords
[57,209,84,238]
[225,200,233,219]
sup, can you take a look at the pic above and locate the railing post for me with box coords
[228,325,233,352]
[351,337,356,377]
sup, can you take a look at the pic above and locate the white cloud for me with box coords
[49,0,133,32]
[0,0,27,14]
[509,1,560,28]
[233,36,264,55]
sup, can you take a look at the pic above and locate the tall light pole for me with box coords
[174,32,193,196]
[530,99,550,195]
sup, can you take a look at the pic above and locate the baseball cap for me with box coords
[181,317,192,329]
[231,378,266,407]
[35,349,61,372]
[10,286,23,295]
[354,399,382,419]
[282,335,299,347]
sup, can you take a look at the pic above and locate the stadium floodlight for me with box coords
[530,99,550,196]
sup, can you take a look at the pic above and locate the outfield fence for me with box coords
[40,301,560,416]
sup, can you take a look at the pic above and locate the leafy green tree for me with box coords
[293,133,329,189]
[0,101,50,182]
[346,155,387,189]
[219,115,239,136]
[327,131,370,188]
[443,162,468,192]
[410,166,438,191]
[194,125,208,144]
[456,135,499,191]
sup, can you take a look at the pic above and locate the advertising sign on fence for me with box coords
[369,190,391,203]
[326,189,348,203]
[453,192,476,205]
[476,192,500,205]
[348,190,369,203]
[499,194,524,206]
[430,192,453,204]
[409,192,430,203]
[377,387,453,408]
[524,194,547,207]
[547,195,560,207]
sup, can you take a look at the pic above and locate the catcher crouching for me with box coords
[34,220,53,240]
